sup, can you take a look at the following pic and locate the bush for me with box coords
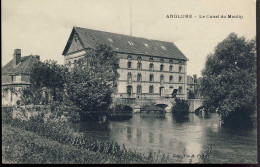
[171,98,190,116]
[49,100,81,123]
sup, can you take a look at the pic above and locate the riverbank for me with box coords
[2,124,119,164]
[2,114,174,164]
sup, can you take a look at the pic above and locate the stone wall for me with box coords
[187,99,203,112]
[12,105,51,121]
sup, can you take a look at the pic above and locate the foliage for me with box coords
[30,60,67,89]
[50,99,81,123]
[65,44,119,117]
[171,98,190,116]
[188,90,195,99]
[201,33,256,128]
[27,60,67,103]
[2,124,116,164]
[20,87,45,105]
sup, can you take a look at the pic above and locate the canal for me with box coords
[71,113,257,163]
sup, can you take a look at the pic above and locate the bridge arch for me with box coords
[155,103,168,109]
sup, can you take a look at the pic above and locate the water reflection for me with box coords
[72,113,257,163]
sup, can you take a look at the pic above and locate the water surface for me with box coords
[71,113,257,163]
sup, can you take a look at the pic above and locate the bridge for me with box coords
[112,97,176,113]
[112,98,204,113]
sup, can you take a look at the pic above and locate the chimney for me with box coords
[13,49,21,66]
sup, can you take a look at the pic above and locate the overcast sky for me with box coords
[2,0,256,76]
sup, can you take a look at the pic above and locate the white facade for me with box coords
[64,52,187,99]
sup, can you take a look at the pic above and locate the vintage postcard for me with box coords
[2,0,257,164]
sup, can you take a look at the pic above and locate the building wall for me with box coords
[116,53,187,99]
[64,51,187,99]
[2,86,24,106]
[2,74,31,106]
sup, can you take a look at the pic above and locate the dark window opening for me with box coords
[149,74,154,82]
[160,64,164,71]
[128,61,132,69]
[137,73,142,82]
[149,85,154,94]
[149,63,154,71]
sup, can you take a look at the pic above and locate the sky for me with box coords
[2,0,256,76]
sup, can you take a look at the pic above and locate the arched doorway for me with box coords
[127,85,133,97]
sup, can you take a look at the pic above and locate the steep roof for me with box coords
[63,27,188,60]
[2,56,40,75]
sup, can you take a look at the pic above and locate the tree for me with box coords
[21,60,67,105]
[65,44,119,118]
[201,33,256,128]
[29,60,67,102]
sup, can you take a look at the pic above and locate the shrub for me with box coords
[171,98,190,116]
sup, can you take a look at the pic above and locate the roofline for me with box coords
[73,26,176,44]
[63,26,189,60]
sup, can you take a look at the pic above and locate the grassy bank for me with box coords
[2,124,119,164]
[2,107,212,163]
[2,113,170,163]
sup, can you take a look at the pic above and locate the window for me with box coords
[127,54,132,59]
[149,85,154,94]
[160,75,164,84]
[11,76,14,82]
[161,46,166,50]
[149,74,154,82]
[179,76,182,82]
[137,56,142,61]
[127,72,132,84]
[137,85,142,94]
[178,86,183,94]
[128,41,134,45]
[144,43,149,47]
[169,75,173,83]
[169,65,173,71]
[169,86,173,89]
[160,59,164,63]
[137,62,142,70]
[179,65,182,72]
[160,64,164,71]
[169,59,173,64]
[127,85,133,96]
[149,63,154,71]
[137,73,142,82]
[127,61,132,69]
[149,57,154,62]
[107,38,113,42]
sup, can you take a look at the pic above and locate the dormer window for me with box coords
[128,41,134,45]
[144,43,149,47]
[160,59,164,63]
[107,38,113,42]
[161,46,166,50]
[127,54,132,60]
[137,56,142,61]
